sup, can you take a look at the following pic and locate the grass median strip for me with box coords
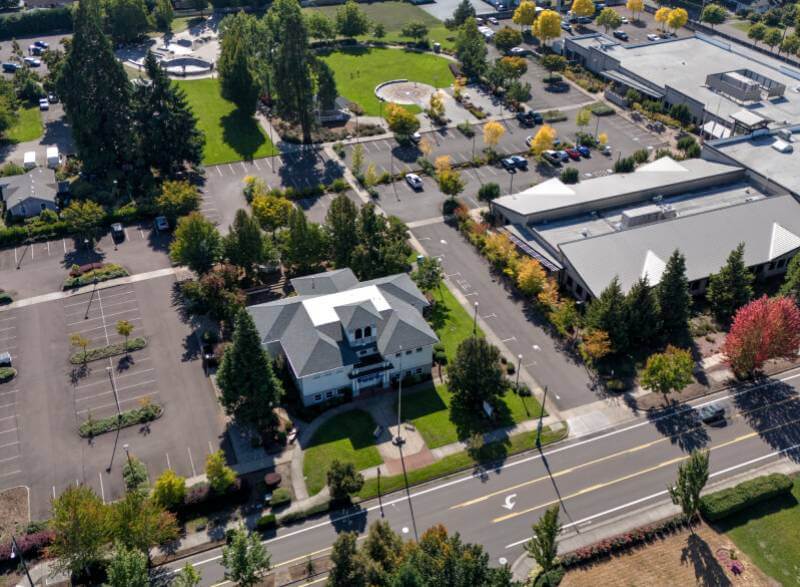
[79,400,162,437]
[357,425,567,501]
[70,337,147,364]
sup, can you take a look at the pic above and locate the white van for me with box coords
[23,151,36,169]
[46,146,60,168]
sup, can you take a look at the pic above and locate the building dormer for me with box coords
[335,301,381,347]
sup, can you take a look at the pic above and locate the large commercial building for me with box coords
[491,153,800,300]
[564,33,800,138]
[248,269,438,406]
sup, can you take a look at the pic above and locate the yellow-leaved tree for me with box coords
[654,6,671,31]
[483,232,518,271]
[571,0,595,18]
[483,120,505,150]
[533,10,562,46]
[667,7,688,33]
[626,0,643,22]
[513,0,538,31]
[530,124,557,156]
[516,258,547,297]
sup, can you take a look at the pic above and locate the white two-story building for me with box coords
[248,269,438,406]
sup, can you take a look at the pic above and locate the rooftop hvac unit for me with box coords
[778,128,794,142]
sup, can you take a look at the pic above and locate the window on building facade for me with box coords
[314,394,322,402]
[364,326,372,338]
[355,328,363,339]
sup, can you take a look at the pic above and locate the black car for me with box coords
[612,30,629,41]
[697,404,725,425]
[516,111,535,127]
[111,222,125,242]
[202,342,219,368]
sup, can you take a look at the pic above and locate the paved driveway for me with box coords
[412,221,596,410]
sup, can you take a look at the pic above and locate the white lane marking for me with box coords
[98,472,105,503]
[187,447,197,476]
[74,368,155,390]
[75,379,158,402]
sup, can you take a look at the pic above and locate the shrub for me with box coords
[560,167,579,184]
[505,363,515,375]
[417,157,435,176]
[0,531,55,563]
[269,487,292,508]
[542,110,567,123]
[278,500,331,526]
[478,182,501,201]
[69,337,147,364]
[63,264,129,289]
[534,568,565,587]
[442,198,461,215]
[0,6,73,41]
[589,102,614,116]
[0,162,25,177]
[632,148,649,164]
[180,478,249,519]
[255,514,277,531]
[0,291,11,305]
[328,178,349,193]
[78,401,162,437]
[613,156,635,173]
[457,121,475,137]
[332,143,345,158]
[699,473,793,521]
[0,367,16,383]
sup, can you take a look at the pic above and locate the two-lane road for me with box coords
[158,368,800,585]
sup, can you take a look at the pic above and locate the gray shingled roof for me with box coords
[0,167,57,209]
[291,268,358,296]
[560,194,800,298]
[249,271,438,378]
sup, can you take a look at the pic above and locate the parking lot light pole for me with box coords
[106,366,123,473]
[10,535,34,586]
[515,354,522,392]
[84,277,99,320]
[472,301,479,336]
[509,171,515,195]
[393,346,404,447]
[535,385,548,449]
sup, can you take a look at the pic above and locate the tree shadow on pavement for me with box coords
[330,503,368,534]
[646,401,709,453]
[680,533,731,587]
[732,379,800,462]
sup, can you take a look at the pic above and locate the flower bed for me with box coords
[69,337,147,364]
[63,263,129,289]
[560,515,693,568]
[78,400,162,437]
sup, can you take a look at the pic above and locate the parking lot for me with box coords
[0,33,71,79]
[0,223,172,300]
[0,275,227,516]
[202,148,344,232]
[570,10,692,45]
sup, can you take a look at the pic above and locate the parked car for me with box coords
[28,45,43,56]
[577,145,591,158]
[475,17,485,25]
[410,131,421,144]
[697,404,725,425]
[556,150,570,162]
[542,150,561,166]
[488,16,499,25]
[0,351,11,367]
[553,138,562,148]
[202,342,219,368]
[561,22,572,32]
[565,148,581,160]
[601,144,612,156]
[33,40,49,49]
[525,135,534,147]
[612,30,628,41]
[647,33,660,41]
[111,223,125,242]
[154,216,170,231]
[47,93,59,103]
[2,62,19,73]
[516,110,536,127]
[509,46,528,56]
[501,155,528,170]
[405,173,424,190]
[620,16,629,24]
[577,16,592,24]
[23,57,41,67]
[38,98,49,111]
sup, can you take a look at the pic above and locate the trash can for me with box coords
[433,42,441,53]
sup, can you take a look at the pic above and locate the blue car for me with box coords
[577,145,591,158]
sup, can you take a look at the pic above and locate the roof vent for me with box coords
[580,228,589,238]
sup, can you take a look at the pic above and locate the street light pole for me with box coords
[536,385,548,449]
[106,366,122,473]
[515,354,522,392]
[394,346,404,446]
[472,301,479,336]
[10,535,34,587]
[509,171,515,195]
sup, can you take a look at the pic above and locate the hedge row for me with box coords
[63,264,129,289]
[699,473,794,522]
[79,401,162,437]
[179,478,249,520]
[0,531,54,564]
[0,7,73,41]
[70,337,147,365]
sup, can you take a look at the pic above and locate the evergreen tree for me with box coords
[448,337,505,410]
[224,209,267,281]
[350,204,410,280]
[135,52,203,175]
[315,59,338,111]
[57,0,134,177]
[585,277,628,355]
[217,309,284,435]
[455,17,488,79]
[107,0,152,44]
[780,254,800,300]
[657,250,692,346]
[451,0,476,27]
[325,192,358,268]
[624,276,659,351]
[706,243,753,325]
[153,0,174,33]
[282,207,328,275]
[268,0,316,143]
[218,25,260,114]
[362,521,403,580]
[327,460,365,502]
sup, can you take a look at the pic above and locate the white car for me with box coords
[488,16,499,25]
[38,98,49,111]
[647,33,660,41]
[602,144,612,156]
[509,46,527,56]
[620,16,629,24]
[23,57,41,67]
[405,173,424,190]
[525,135,534,147]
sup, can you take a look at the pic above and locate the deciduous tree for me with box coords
[763,27,783,51]
[252,193,293,235]
[282,207,328,274]
[350,204,410,280]
[205,450,237,494]
[513,0,538,31]
[448,337,505,410]
[48,485,110,577]
[110,490,178,554]
[153,0,174,33]
[155,180,200,222]
[654,6,671,31]
[61,200,105,244]
[596,7,623,32]
[307,12,337,42]
[666,7,688,32]
[217,309,284,435]
[723,295,800,378]
[524,505,561,574]
[173,563,202,586]
[122,454,149,493]
[516,258,546,297]
[706,243,753,325]
[626,0,644,22]
[483,120,505,151]
[669,449,709,528]
[107,543,149,587]
[325,193,359,268]
[169,212,222,274]
[107,0,152,44]
[401,21,429,43]
[579,329,612,364]
[412,256,443,293]
[222,527,271,586]
[385,102,420,138]
[494,26,523,53]
[530,124,557,155]
[328,532,368,587]
[700,3,726,28]
[780,254,800,300]
[748,22,767,45]
[336,0,370,37]
[640,346,694,399]
[327,460,365,502]
[223,209,267,280]
[152,469,186,510]
[571,0,595,18]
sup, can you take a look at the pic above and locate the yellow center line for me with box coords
[492,428,765,524]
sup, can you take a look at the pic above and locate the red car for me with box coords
[565,148,581,160]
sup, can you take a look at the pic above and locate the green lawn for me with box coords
[4,104,43,143]
[302,409,383,496]
[358,424,566,500]
[172,16,205,34]
[318,47,453,117]
[175,78,278,165]
[304,2,457,50]
[427,284,483,363]
[730,20,752,33]
[719,475,800,584]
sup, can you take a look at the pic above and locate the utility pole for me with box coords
[10,535,34,587]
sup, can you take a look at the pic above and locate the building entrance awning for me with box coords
[601,70,664,99]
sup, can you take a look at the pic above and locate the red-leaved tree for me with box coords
[723,295,800,378]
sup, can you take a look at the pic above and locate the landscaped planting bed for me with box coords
[79,400,162,437]
[69,337,147,364]
[64,263,129,289]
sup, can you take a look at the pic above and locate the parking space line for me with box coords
[46,241,50,255]
[0,440,19,450]
[166,452,171,470]
[76,391,160,414]
[0,389,18,397]
[187,447,197,476]
[227,164,235,174]
[75,378,157,402]
[98,472,105,503]
[253,159,261,170]
[216,167,222,177]
[0,326,16,333]
[62,239,67,253]
[240,162,247,172]
[66,307,139,327]
[0,469,21,479]
[74,368,155,390]
[13,247,17,266]
[0,454,20,464]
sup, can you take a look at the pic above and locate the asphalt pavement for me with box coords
[157,368,800,585]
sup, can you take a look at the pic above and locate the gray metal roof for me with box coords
[559,194,800,298]
[249,270,437,378]
[0,167,57,209]
[492,158,743,221]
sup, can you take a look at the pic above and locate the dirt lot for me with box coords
[0,486,28,542]
[561,522,773,587]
